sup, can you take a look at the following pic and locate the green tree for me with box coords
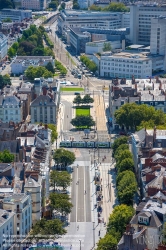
[8,47,16,58]
[72,0,80,9]
[73,94,82,105]
[114,144,129,159]
[117,158,134,173]
[30,218,66,240]
[18,41,35,56]
[104,2,129,12]
[111,136,128,157]
[97,233,118,250]
[45,62,55,73]
[33,47,44,56]
[103,42,112,52]
[80,55,97,73]
[117,170,137,205]
[49,1,58,9]
[71,115,95,128]
[89,4,101,11]
[115,149,132,164]
[0,74,11,89]
[162,222,166,244]
[0,150,14,163]
[61,2,66,9]
[107,204,134,235]
[49,193,73,216]
[82,94,94,104]
[53,148,76,166]
[50,170,71,191]
[47,124,58,143]
[0,0,14,9]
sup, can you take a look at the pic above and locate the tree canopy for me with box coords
[53,148,76,166]
[97,233,118,250]
[117,170,137,205]
[47,124,58,144]
[116,158,134,173]
[73,94,94,105]
[49,193,73,216]
[103,42,112,52]
[50,170,72,191]
[0,150,14,163]
[90,2,129,12]
[115,103,166,130]
[25,66,53,80]
[30,218,66,240]
[71,115,95,128]
[72,0,80,9]
[111,136,128,157]
[114,143,129,159]
[55,60,67,75]
[80,55,98,73]
[107,204,135,235]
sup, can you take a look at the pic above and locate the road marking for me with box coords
[76,166,78,222]
[84,166,86,222]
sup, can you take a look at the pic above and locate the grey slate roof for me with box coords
[3,96,20,106]
[0,140,19,153]
[31,95,56,106]
[24,176,40,188]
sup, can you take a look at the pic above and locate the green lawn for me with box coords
[60,87,84,92]
[76,107,90,116]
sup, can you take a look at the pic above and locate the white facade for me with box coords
[3,194,32,239]
[11,56,54,74]
[58,10,128,35]
[100,52,152,79]
[130,4,166,44]
[0,96,23,123]
[0,209,15,249]
[0,33,8,60]
[86,40,121,54]
[0,9,32,22]
[150,17,166,56]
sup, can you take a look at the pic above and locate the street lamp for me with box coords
[93,222,95,248]
[79,239,81,250]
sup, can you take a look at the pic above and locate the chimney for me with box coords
[43,87,47,96]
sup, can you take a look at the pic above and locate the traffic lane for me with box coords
[70,166,77,222]
[77,166,84,222]
[85,165,91,222]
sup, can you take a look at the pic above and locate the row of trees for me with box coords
[0,74,11,89]
[55,60,67,76]
[80,55,98,73]
[47,124,58,144]
[25,65,53,80]
[43,32,54,49]
[8,25,54,58]
[90,2,129,12]
[114,103,166,130]
[113,136,137,205]
[73,94,94,105]
[97,204,134,249]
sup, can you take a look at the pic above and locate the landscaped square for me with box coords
[76,107,90,116]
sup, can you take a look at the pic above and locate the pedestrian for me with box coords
[70,244,72,249]
[77,225,79,230]
[98,230,100,236]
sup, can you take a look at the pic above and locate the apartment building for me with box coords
[0,33,7,60]
[130,4,166,44]
[0,209,15,249]
[58,10,130,35]
[0,9,32,22]
[11,56,54,75]
[31,95,56,124]
[21,0,46,10]
[3,193,32,238]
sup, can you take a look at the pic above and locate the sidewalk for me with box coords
[93,95,107,132]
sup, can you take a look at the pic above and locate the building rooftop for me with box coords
[0,209,15,226]
[3,193,29,203]
[31,95,56,106]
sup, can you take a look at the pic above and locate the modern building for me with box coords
[0,209,15,249]
[86,40,121,54]
[11,56,54,75]
[0,95,23,123]
[0,9,32,22]
[30,92,57,124]
[21,0,46,10]
[3,193,32,239]
[58,10,130,36]
[130,4,166,45]
[100,51,152,79]
[0,33,7,60]
[150,16,166,56]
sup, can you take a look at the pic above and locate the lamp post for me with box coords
[93,222,95,248]
[79,239,81,250]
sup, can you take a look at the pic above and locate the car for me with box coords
[119,131,127,135]
[74,92,80,95]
